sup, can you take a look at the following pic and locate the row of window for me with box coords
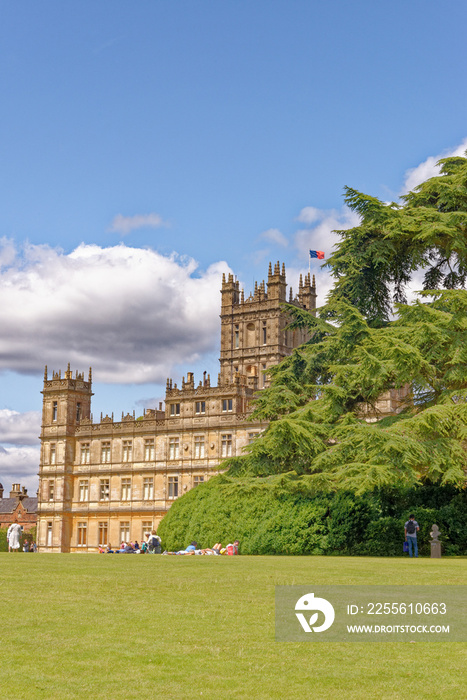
[51,398,236,424]
[46,431,261,466]
[76,520,157,547]
[233,322,268,349]
[169,398,233,416]
[51,401,83,422]
[43,475,204,503]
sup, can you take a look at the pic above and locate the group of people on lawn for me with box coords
[99,533,240,556]
[162,540,239,555]
[99,530,162,554]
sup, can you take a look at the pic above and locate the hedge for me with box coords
[157,474,467,556]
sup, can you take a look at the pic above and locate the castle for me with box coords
[36,263,317,552]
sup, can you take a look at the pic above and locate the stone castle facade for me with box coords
[36,263,317,552]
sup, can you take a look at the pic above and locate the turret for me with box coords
[266,260,287,301]
[221,272,240,310]
[298,273,317,312]
[38,365,94,552]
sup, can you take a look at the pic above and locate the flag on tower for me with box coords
[309,250,325,259]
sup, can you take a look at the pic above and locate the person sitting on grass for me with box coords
[115,542,135,553]
[122,542,136,553]
[226,540,239,555]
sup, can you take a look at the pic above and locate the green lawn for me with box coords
[1,554,466,700]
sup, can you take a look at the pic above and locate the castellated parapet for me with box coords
[36,262,314,552]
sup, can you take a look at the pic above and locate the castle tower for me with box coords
[219,262,314,390]
[37,365,93,552]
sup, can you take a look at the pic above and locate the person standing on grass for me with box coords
[404,514,420,558]
[7,522,22,552]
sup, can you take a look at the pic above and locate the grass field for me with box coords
[1,554,466,700]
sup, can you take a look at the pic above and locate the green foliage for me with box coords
[245,289,467,492]
[328,155,467,325]
[158,476,467,556]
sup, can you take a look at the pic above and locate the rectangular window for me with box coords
[122,440,133,463]
[262,364,267,388]
[98,522,108,547]
[79,480,89,502]
[262,322,267,345]
[195,401,205,415]
[76,402,81,422]
[120,521,130,543]
[194,436,205,459]
[142,521,153,541]
[48,480,54,501]
[144,439,155,461]
[101,441,111,463]
[168,476,179,499]
[121,478,132,501]
[47,522,53,547]
[52,401,57,422]
[248,432,259,444]
[169,437,180,460]
[170,403,180,416]
[222,399,233,412]
[80,443,90,465]
[221,434,233,458]
[99,478,110,501]
[50,443,56,465]
[234,325,239,349]
[193,476,204,487]
[143,477,154,500]
[77,522,87,547]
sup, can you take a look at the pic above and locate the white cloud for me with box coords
[0,445,40,496]
[0,410,41,446]
[259,228,288,247]
[294,206,360,261]
[402,138,467,194]
[0,240,231,383]
[108,213,168,236]
[296,207,324,225]
[0,236,16,269]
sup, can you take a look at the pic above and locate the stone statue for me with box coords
[430,524,441,558]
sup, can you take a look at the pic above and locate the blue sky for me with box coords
[1,1,466,492]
